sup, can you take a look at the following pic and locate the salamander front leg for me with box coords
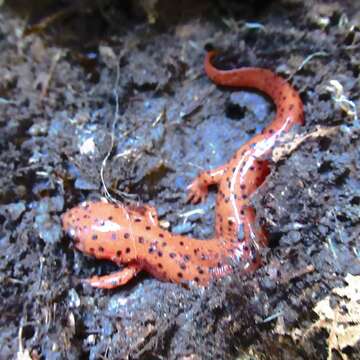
[84,262,142,289]
[187,165,227,204]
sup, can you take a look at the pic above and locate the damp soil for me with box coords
[1,1,360,359]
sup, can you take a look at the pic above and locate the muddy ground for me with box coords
[1,0,360,359]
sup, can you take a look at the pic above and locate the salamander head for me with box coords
[61,202,94,253]
[61,201,129,260]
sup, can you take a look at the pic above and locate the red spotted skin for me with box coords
[62,51,304,289]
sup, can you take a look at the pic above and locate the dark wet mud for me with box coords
[1,1,359,359]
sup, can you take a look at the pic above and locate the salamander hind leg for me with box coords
[84,262,143,289]
[187,165,227,204]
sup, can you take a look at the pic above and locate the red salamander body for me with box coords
[62,51,304,289]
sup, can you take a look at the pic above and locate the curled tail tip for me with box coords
[205,49,220,62]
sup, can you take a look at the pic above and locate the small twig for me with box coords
[287,51,329,80]
[23,5,77,36]
[327,237,338,259]
[17,321,31,360]
[100,50,142,203]
[262,310,284,323]
[222,18,265,32]
[178,208,206,223]
[41,50,63,98]
[244,21,266,30]
[152,107,167,127]
[187,161,205,171]
[100,51,123,203]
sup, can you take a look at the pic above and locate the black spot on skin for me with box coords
[249,166,255,171]
[289,104,294,111]
[162,242,167,247]
[197,267,204,274]
[148,247,155,254]
[244,246,249,252]
[194,277,200,283]
[98,246,104,252]
[89,247,95,252]
[124,233,130,239]
[179,241,184,246]
[146,226,151,230]
[269,129,274,134]
[108,216,113,220]
[158,263,163,269]
[125,247,131,253]
[138,236,144,244]
[157,251,163,257]
[159,233,164,238]
[169,252,176,258]
[135,218,141,223]
[116,250,122,257]
[242,194,247,200]
[193,248,199,255]
[184,255,191,261]
[92,234,98,240]
[180,263,186,270]
[177,272,183,278]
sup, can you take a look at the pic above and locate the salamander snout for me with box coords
[61,210,86,251]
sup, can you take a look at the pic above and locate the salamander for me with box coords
[62,51,304,289]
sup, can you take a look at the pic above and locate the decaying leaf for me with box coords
[307,274,360,360]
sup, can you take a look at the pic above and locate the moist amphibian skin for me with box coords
[62,51,304,289]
